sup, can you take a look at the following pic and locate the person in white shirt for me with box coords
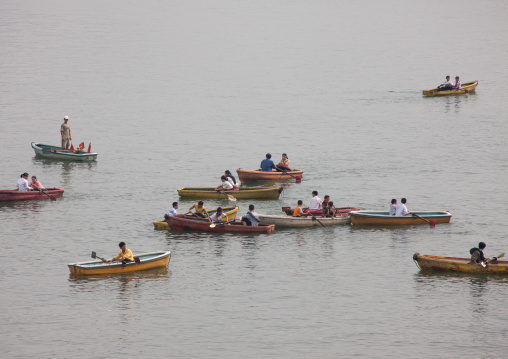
[395,198,411,216]
[242,204,260,226]
[389,198,397,215]
[17,173,33,191]
[215,176,234,191]
[209,207,230,224]
[308,191,322,210]
[438,75,453,90]
[454,76,461,89]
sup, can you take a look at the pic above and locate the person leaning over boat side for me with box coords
[437,75,453,90]
[209,207,230,224]
[60,116,72,149]
[394,198,411,216]
[276,153,291,171]
[215,176,234,192]
[30,176,45,191]
[293,200,310,217]
[308,191,323,210]
[242,204,260,226]
[454,76,461,89]
[189,201,209,218]
[17,173,33,191]
[389,198,397,215]
[109,241,134,264]
[260,153,277,172]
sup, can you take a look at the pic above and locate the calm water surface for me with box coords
[1,1,508,358]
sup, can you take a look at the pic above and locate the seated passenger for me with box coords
[242,204,260,226]
[276,153,291,171]
[189,201,208,218]
[454,76,461,89]
[30,176,45,191]
[209,207,230,224]
[215,176,234,191]
[438,75,454,90]
[324,201,336,218]
[293,200,310,217]
[17,173,33,191]
[389,198,397,215]
[260,153,276,172]
[395,198,411,216]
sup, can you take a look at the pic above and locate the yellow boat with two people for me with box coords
[153,206,239,230]
[422,81,478,97]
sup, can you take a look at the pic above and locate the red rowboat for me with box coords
[236,168,303,182]
[165,216,275,234]
[0,188,64,202]
[281,206,359,217]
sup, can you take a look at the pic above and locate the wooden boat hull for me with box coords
[32,142,98,162]
[413,253,508,274]
[0,188,64,202]
[281,206,359,217]
[236,168,303,182]
[177,187,283,199]
[422,81,478,97]
[349,211,452,225]
[153,206,239,230]
[68,251,171,275]
[257,214,350,227]
[166,216,275,233]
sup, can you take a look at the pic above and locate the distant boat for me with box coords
[166,216,275,234]
[422,81,478,96]
[349,211,452,225]
[177,187,283,200]
[236,168,303,182]
[281,206,359,217]
[153,206,239,230]
[31,142,98,162]
[68,250,171,275]
[0,188,64,202]
[257,214,350,227]
[413,253,508,274]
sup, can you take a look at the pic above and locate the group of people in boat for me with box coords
[260,153,293,172]
[16,172,45,191]
[291,191,337,218]
[437,75,461,91]
[389,198,411,216]
[215,170,239,192]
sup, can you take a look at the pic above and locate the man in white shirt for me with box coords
[395,198,411,216]
[17,173,33,191]
[209,207,230,224]
[308,191,322,210]
[438,75,453,90]
[215,176,234,191]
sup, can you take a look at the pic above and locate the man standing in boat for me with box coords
[109,242,134,264]
[60,116,72,149]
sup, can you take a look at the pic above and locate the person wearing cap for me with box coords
[110,242,134,264]
[60,116,72,149]
[17,173,33,191]
[389,199,397,215]
[260,153,276,172]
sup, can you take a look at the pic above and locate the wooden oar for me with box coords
[487,253,505,263]
[309,213,327,228]
[412,213,436,227]
[282,170,301,183]
[91,251,107,262]
[217,191,236,201]
[40,189,56,201]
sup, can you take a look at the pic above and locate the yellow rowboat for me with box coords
[153,206,239,230]
[422,81,478,96]
[413,253,508,274]
[236,168,303,182]
[68,251,171,275]
[177,187,283,200]
[349,211,452,225]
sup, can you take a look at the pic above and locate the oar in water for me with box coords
[38,189,57,201]
[282,170,301,183]
[308,213,327,228]
[217,191,236,201]
[412,213,436,227]
[91,251,107,262]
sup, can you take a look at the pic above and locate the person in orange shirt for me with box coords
[110,242,134,264]
[293,200,310,217]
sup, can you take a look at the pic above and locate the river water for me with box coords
[1,1,508,358]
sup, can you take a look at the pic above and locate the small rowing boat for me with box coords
[68,250,171,275]
[31,142,98,162]
[177,187,283,200]
[413,253,508,274]
[236,168,303,182]
[349,211,452,225]
[166,216,275,233]
[0,188,64,202]
[153,206,239,230]
[257,214,350,227]
[281,206,359,217]
[422,81,478,97]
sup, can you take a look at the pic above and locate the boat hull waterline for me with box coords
[31,142,98,162]
[177,187,283,199]
[165,216,275,233]
[0,188,64,202]
[349,211,452,225]
[236,168,303,182]
[413,253,508,274]
[153,206,239,230]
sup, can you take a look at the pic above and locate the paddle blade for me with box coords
[78,142,85,150]
[210,224,216,228]
[91,251,97,259]
[497,253,505,259]
[429,220,436,227]
[70,144,75,151]
[295,176,302,183]
[87,142,91,153]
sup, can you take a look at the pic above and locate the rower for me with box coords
[109,242,134,264]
